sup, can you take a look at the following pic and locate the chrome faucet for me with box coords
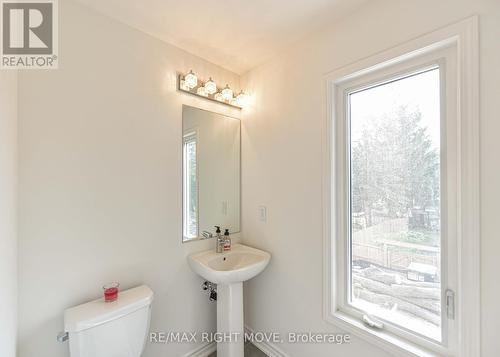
[202,231,213,239]
[214,226,224,253]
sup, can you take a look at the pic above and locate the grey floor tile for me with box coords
[207,342,267,357]
[245,342,267,357]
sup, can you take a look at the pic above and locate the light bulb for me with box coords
[184,70,198,89]
[214,92,224,102]
[197,85,208,97]
[221,84,233,101]
[236,90,249,107]
[204,77,217,95]
[230,97,239,107]
[179,79,190,91]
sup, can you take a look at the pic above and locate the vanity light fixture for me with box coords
[236,90,249,107]
[204,77,217,95]
[214,92,224,102]
[197,85,208,97]
[221,84,233,101]
[178,70,248,109]
[184,70,198,89]
[179,78,191,91]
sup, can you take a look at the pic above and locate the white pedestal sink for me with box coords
[187,244,271,357]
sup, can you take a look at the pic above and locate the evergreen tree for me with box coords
[351,106,440,227]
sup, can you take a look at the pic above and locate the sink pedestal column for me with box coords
[217,282,244,357]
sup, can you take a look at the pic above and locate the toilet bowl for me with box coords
[64,285,154,357]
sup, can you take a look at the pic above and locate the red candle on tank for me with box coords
[103,282,119,302]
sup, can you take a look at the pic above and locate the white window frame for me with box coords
[183,129,199,241]
[323,17,480,357]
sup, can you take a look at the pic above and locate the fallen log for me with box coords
[358,266,402,285]
[390,282,440,300]
[397,277,440,289]
[402,296,441,314]
[357,266,439,289]
[353,286,441,326]
[353,275,440,300]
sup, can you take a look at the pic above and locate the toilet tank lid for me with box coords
[64,285,154,333]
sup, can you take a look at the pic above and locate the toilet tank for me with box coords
[64,285,154,357]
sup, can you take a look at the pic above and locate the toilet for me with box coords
[64,285,154,357]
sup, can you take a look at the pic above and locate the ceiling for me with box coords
[75,0,370,74]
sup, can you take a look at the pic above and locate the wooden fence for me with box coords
[352,241,440,277]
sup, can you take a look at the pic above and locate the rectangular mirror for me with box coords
[182,105,241,242]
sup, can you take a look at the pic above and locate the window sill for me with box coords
[326,311,443,357]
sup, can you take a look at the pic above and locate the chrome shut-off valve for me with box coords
[202,281,217,301]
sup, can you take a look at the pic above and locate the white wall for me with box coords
[0,71,18,357]
[17,1,240,356]
[241,0,500,356]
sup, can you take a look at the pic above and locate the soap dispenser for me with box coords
[223,229,231,251]
[215,226,223,253]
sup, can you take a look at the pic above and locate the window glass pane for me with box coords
[349,68,441,341]
[184,134,198,239]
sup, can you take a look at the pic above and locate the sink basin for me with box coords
[188,244,271,285]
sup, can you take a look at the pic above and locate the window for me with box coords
[349,68,442,341]
[183,131,198,240]
[324,18,480,357]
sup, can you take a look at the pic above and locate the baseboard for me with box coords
[244,325,290,357]
[180,342,217,357]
